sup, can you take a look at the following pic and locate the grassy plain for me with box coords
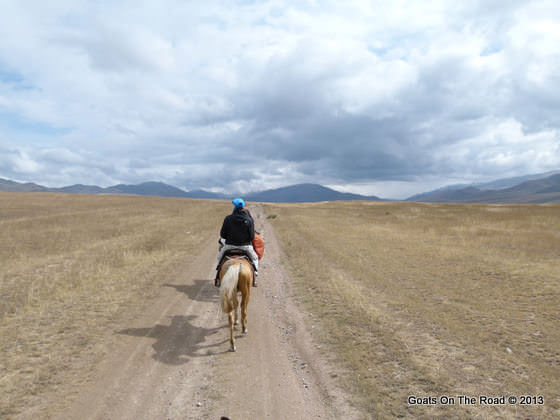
[266,201,560,419]
[0,192,229,418]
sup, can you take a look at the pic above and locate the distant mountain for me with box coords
[407,173,560,203]
[408,170,560,202]
[0,178,47,192]
[57,184,107,194]
[245,183,380,203]
[407,184,471,202]
[0,179,192,198]
[474,170,560,190]
[186,189,227,199]
[104,182,191,198]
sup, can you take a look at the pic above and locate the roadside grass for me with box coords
[0,192,229,418]
[265,201,560,419]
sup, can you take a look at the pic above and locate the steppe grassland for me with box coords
[266,201,560,419]
[0,192,229,418]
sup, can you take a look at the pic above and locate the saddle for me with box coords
[215,249,257,288]
[218,249,254,272]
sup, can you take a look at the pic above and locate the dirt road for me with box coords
[53,206,355,420]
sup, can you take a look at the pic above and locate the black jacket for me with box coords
[220,209,255,246]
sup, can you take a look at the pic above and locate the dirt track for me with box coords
[51,206,355,420]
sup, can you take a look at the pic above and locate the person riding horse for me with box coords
[215,198,259,287]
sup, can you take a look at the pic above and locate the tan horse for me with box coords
[219,257,253,352]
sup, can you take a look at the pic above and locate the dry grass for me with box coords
[0,192,229,419]
[266,201,560,419]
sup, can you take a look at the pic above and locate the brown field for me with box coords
[0,192,229,418]
[2,193,559,419]
[265,201,560,419]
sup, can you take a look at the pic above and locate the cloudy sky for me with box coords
[1,0,559,198]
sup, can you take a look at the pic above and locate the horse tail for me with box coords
[220,263,240,313]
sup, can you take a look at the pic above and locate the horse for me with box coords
[218,256,253,352]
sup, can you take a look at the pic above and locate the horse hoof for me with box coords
[242,328,248,334]
[229,346,236,352]
[234,320,239,326]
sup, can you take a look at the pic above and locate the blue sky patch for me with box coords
[0,66,36,91]
[0,109,71,138]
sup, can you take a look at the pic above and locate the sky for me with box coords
[1,0,559,199]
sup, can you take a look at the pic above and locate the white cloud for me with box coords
[435,118,560,177]
[1,0,559,197]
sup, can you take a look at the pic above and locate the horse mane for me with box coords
[220,262,240,314]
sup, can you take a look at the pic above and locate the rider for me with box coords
[215,198,259,287]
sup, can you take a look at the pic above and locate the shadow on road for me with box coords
[117,315,229,365]
[164,280,218,303]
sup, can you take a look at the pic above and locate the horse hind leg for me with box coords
[228,311,236,352]
[241,314,248,334]
[234,305,239,326]
[241,292,249,334]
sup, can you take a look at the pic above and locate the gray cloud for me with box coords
[1,0,559,198]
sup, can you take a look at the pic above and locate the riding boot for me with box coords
[214,270,220,287]
[252,271,258,287]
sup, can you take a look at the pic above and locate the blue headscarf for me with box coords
[232,198,245,209]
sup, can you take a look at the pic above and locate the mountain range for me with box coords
[406,171,560,203]
[1,171,560,203]
[0,179,381,203]
[246,183,381,202]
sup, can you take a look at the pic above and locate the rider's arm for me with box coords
[247,218,255,242]
[220,217,228,240]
